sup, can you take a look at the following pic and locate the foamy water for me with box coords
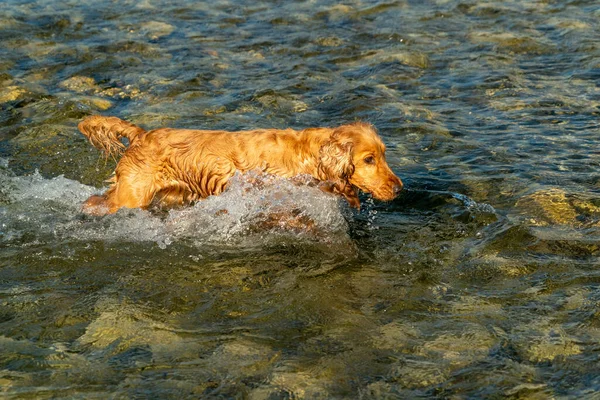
[0,166,351,249]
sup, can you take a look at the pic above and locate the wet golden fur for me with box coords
[78,115,403,215]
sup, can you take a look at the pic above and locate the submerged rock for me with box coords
[0,86,28,103]
[314,36,344,47]
[362,50,431,69]
[468,31,554,54]
[459,254,535,279]
[101,84,145,100]
[419,324,497,367]
[383,51,431,69]
[372,321,419,350]
[516,188,600,227]
[58,75,147,101]
[512,327,582,363]
[77,96,113,110]
[389,359,447,389]
[78,307,180,351]
[140,21,175,40]
[546,18,592,31]
[0,83,45,104]
[208,339,278,377]
[254,93,309,113]
[265,371,330,399]
[0,72,13,85]
[59,76,101,94]
[450,295,504,316]
[315,4,355,21]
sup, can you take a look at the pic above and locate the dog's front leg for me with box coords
[318,181,360,209]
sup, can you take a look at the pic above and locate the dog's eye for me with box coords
[364,156,375,165]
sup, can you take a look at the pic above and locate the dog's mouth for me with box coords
[370,189,399,202]
[356,179,403,202]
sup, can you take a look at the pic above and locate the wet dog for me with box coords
[78,116,403,215]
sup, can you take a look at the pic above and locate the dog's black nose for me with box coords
[393,182,403,196]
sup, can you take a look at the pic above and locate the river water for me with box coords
[1,0,600,398]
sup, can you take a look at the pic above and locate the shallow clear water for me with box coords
[1,0,600,398]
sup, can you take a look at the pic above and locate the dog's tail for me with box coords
[78,115,146,158]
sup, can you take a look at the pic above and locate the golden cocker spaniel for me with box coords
[78,116,403,215]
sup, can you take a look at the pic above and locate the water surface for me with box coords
[1,0,600,398]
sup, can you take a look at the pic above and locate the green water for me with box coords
[1,0,600,398]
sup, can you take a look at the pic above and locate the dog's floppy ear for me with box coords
[317,129,359,208]
[318,130,354,182]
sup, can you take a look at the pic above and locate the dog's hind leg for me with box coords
[83,163,159,215]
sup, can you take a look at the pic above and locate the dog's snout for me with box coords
[393,181,403,196]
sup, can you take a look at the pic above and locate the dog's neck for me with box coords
[234,127,360,207]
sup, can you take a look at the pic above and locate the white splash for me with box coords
[0,167,350,248]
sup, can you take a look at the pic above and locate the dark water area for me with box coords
[1,0,600,398]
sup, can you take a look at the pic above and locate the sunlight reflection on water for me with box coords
[1,0,600,397]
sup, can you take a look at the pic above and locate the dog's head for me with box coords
[318,122,403,206]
